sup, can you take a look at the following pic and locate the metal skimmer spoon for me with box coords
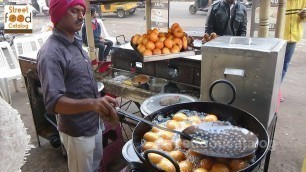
[181,121,259,158]
[117,109,258,158]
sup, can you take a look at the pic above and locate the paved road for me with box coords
[97,2,251,38]
[26,2,306,41]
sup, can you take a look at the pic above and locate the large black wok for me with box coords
[130,102,270,172]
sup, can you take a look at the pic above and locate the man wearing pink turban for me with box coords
[37,0,119,171]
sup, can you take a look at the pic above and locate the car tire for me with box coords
[129,8,136,15]
[117,9,125,18]
[189,5,197,15]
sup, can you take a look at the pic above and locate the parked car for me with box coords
[100,2,138,18]
[7,0,29,5]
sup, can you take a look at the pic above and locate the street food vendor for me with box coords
[205,0,247,36]
[36,0,119,171]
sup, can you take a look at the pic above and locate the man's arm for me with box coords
[240,9,248,36]
[298,8,306,22]
[96,20,101,38]
[205,7,215,34]
[54,96,118,122]
[37,50,118,121]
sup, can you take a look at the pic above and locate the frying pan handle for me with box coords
[116,108,192,140]
[209,79,236,105]
[116,35,127,45]
[117,108,146,123]
[143,149,180,172]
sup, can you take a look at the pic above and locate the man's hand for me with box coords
[298,8,306,20]
[100,38,106,43]
[93,96,119,127]
[100,36,106,43]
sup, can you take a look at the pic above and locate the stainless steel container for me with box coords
[200,36,286,128]
[148,78,169,93]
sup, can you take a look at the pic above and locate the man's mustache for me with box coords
[76,20,83,25]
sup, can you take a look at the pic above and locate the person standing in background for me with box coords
[37,0,119,171]
[205,0,248,36]
[280,0,306,101]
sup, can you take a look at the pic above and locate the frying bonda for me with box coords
[166,120,180,130]
[229,159,248,172]
[151,126,160,133]
[199,158,214,170]
[159,140,175,152]
[215,157,230,165]
[142,142,158,151]
[172,112,188,122]
[204,114,218,122]
[160,131,174,140]
[178,160,194,172]
[169,150,186,162]
[157,158,176,172]
[187,150,201,158]
[194,168,208,172]
[210,163,230,172]
[143,132,158,142]
[180,121,192,130]
[188,116,201,124]
[148,153,163,164]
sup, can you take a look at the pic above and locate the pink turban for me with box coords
[49,0,86,25]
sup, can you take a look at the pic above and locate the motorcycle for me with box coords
[189,0,216,15]
[0,22,15,46]
[31,0,49,17]
[239,0,252,8]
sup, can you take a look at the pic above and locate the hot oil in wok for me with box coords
[141,110,256,172]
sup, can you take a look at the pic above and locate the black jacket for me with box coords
[205,0,247,36]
